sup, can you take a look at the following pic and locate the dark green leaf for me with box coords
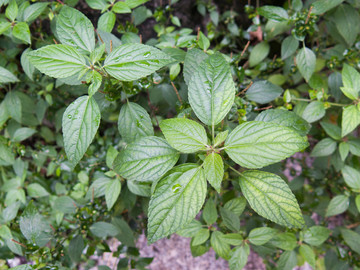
[246,80,283,104]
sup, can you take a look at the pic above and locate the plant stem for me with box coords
[228,166,242,176]
[291,97,349,107]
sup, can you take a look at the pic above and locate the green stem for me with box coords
[212,124,215,145]
[228,166,243,176]
[291,97,349,107]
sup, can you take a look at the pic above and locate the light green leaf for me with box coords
[28,44,87,78]
[127,180,151,197]
[176,219,202,238]
[229,244,250,270]
[246,80,283,104]
[125,0,148,8]
[147,164,206,243]
[112,1,131,13]
[302,101,326,123]
[12,128,36,142]
[325,195,349,217]
[4,91,21,123]
[312,0,344,14]
[188,53,235,126]
[198,31,210,51]
[299,244,315,268]
[310,138,337,157]
[203,152,223,192]
[62,96,101,169]
[248,227,277,245]
[85,0,107,10]
[356,195,360,213]
[342,105,360,137]
[210,231,230,259]
[160,118,208,153]
[104,43,174,81]
[192,228,210,246]
[19,201,52,247]
[249,42,270,67]
[23,2,48,22]
[258,5,289,21]
[56,6,95,52]
[202,198,217,225]
[281,36,298,60]
[341,64,360,100]
[88,70,102,97]
[0,66,19,83]
[220,207,240,232]
[12,22,31,44]
[21,48,35,80]
[341,165,360,191]
[224,197,246,216]
[339,141,349,161]
[105,179,121,210]
[255,109,310,136]
[296,47,316,82]
[320,121,341,140]
[90,44,105,64]
[270,232,297,250]
[118,102,154,143]
[5,0,18,21]
[90,222,119,238]
[0,21,11,35]
[169,63,180,80]
[113,136,179,182]
[214,130,228,147]
[225,121,308,169]
[183,48,208,86]
[27,183,49,197]
[239,170,304,228]
[277,250,297,270]
[303,226,330,246]
[98,11,116,32]
[0,143,15,166]
[340,228,360,254]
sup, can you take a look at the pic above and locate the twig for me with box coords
[240,41,250,58]
[305,6,313,24]
[196,27,200,41]
[139,34,142,44]
[110,40,113,53]
[346,222,360,229]
[254,105,272,111]
[11,239,27,248]
[236,81,253,96]
[171,82,182,104]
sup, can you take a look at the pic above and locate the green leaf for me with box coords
[12,22,31,44]
[349,139,360,156]
[62,96,101,169]
[53,196,77,214]
[341,64,360,100]
[303,226,330,246]
[224,197,246,216]
[112,1,131,13]
[169,63,180,80]
[258,5,288,21]
[147,164,207,243]
[192,228,210,246]
[203,152,223,192]
[340,228,360,254]
[299,244,315,268]
[255,109,310,136]
[339,141,349,161]
[176,219,202,238]
[0,66,19,83]
[183,48,208,86]
[5,0,18,21]
[312,0,344,14]
[56,6,95,52]
[222,233,243,245]
[325,195,349,217]
[220,207,240,232]
[296,47,316,82]
[202,198,217,225]
[210,231,230,259]
[27,183,49,198]
[112,218,135,247]
[188,53,235,126]
[333,4,360,47]
[125,0,148,8]
[20,48,35,80]
[98,11,116,32]
[85,0,107,10]
[342,105,360,137]
[105,179,121,210]
[214,130,228,147]
[88,70,102,97]
[239,170,304,228]
[310,138,337,157]
[90,222,119,238]
[19,201,52,247]
[104,43,174,81]
[28,45,87,78]
[277,250,297,270]
[127,179,151,197]
[302,101,326,123]
[198,31,210,51]
[113,136,179,182]
[12,128,36,142]
[118,102,153,143]
[4,91,21,123]
[356,195,360,213]
[23,2,48,22]
[68,235,84,263]
[0,143,15,166]
[225,121,308,169]
[341,165,360,191]
[246,80,283,104]
[248,227,277,245]
[320,121,341,140]
[160,118,208,153]
[90,44,105,64]
[270,232,297,250]
[281,36,298,60]
[249,42,270,67]
[229,244,250,270]
[0,21,11,35]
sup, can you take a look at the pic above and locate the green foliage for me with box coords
[1,1,360,269]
